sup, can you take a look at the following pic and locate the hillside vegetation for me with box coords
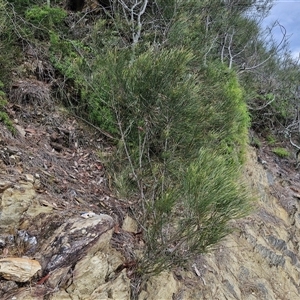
[1,0,300,281]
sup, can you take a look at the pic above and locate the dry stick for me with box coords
[288,132,300,169]
[114,107,147,219]
[71,113,115,141]
[239,22,287,73]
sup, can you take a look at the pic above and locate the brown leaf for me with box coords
[114,224,121,234]
[25,128,37,134]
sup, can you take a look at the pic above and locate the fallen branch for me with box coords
[71,113,116,141]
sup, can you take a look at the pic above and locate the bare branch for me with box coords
[289,134,300,151]
[240,22,287,73]
[247,95,275,111]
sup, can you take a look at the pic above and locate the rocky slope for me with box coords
[1,101,300,299]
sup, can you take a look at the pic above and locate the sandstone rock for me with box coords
[25,196,53,217]
[90,269,131,300]
[0,181,13,193]
[0,182,36,230]
[46,266,71,289]
[24,174,34,183]
[66,236,124,298]
[138,271,179,300]
[122,214,138,233]
[2,286,47,300]
[15,124,26,137]
[43,213,130,299]
[0,257,41,282]
[49,289,72,300]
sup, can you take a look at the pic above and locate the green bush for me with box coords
[25,5,67,40]
[80,48,251,275]
[86,49,249,159]
[49,32,85,80]
[25,5,66,28]
[7,0,62,16]
[140,149,250,275]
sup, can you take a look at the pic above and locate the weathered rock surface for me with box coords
[0,178,53,232]
[90,270,131,300]
[40,213,115,273]
[138,271,179,300]
[0,181,36,229]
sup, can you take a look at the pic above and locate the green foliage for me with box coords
[140,149,251,275]
[199,63,250,161]
[86,48,249,160]
[49,32,85,80]
[155,0,177,21]
[272,147,289,158]
[24,4,67,40]
[25,5,66,28]
[0,82,15,133]
[86,48,251,275]
[84,47,200,137]
[0,0,5,29]
[54,37,251,276]
[266,134,276,145]
[6,0,33,13]
[6,0,44,15]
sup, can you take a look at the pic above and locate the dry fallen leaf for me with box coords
[293,193,300,199]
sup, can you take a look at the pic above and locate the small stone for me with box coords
[24,174,35,183]
[15,125,26,137]
[0,257,41,282]
[0,180,13,193]
[122,215,138,233]
[80,211,96,219]
[34,179,41,189]
[0,237,6,247]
